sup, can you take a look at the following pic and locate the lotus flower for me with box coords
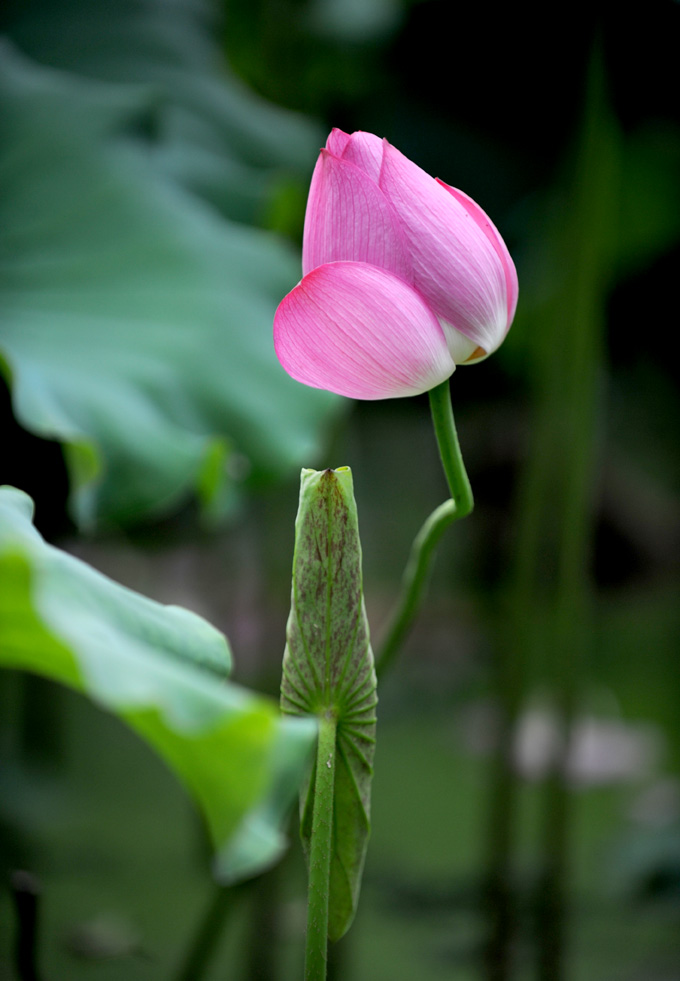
[274,129,518,399]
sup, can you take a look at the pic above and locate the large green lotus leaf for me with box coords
[0,485,317,880]
[4,0,321,223]
[0,38,337,526]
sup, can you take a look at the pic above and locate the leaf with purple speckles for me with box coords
[281,467,377,941]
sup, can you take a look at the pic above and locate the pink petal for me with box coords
[437,180,519,327]
[339,130,384,183]
[274,262,455,400]
[379,141,515,356]
[302,151,412,282]
[326,127,351,156]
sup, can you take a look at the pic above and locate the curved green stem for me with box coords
[375,380,473,677]
[376,500,455,677]
[428,379,474,519]
[305,712,337,981]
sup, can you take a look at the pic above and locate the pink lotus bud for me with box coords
[274,129,518,399]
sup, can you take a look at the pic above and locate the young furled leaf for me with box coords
[281,468,377,941]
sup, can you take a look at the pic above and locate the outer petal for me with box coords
[302,151,412,281]
[274,262,455,400]
[339,130,384,183]
[437,180,519,327]
[380,141,515,357]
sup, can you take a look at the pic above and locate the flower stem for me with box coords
[375,500,455,677]
[428,379,474,519]
[305,712,337,981]
[375,380,473,677]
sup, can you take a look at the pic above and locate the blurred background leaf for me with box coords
[0,485,316,882]
[0,0,340,529]
[4,0,322,217]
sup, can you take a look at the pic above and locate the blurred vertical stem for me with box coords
[243,865,281,981]
[535,49,618,981]
[175,880,252,981]
[484,46,619,981]
[11,870,43,981]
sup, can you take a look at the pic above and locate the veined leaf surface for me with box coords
[0,485,317,881]
[0,13,338,527]
[281,468,377,941]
